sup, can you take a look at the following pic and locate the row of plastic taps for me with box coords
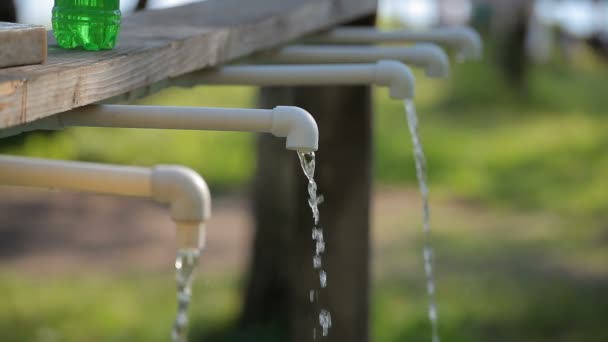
[0,25,482,250]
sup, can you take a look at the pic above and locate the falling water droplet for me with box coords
[298,152,332,337]
[312,227,323,240]
[313,256,322,269]
[404,99,441,342]
[319,309,332,337]
[171,248,200,342]
[316,240,325,254]
[319,270,327,288]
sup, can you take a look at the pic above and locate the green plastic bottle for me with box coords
[52,0,121,51]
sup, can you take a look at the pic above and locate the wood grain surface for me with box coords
[0,0,377,129]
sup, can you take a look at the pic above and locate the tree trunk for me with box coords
[587,34,608,63]
[136,0,148,11]
[500,5,530,90]
[239,15,375,342]
[0,0,16,22]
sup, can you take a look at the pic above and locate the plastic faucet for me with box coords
[191,60,415,99]
[257,44,450,78]
[307,26,483,61]
[0,105,319,153]
[0,155,210,249]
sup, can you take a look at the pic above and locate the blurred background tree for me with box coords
[136,0,148,10]
[0,0,16,22]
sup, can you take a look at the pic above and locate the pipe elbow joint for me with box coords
[416,44,450,78]
[375,60,416,100]
[271,106,319,153]
[441,27,483,60]
[151,165,211,223]
[151,165,211,249]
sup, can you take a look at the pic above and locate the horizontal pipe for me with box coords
[194,61,415,99]
[0,155,152,198]
[258,44,450,78]
[0,155,211,249]
[307,26,483,61]
[61,105,274,133]
[201,64,378,85]
[0,105,319,152]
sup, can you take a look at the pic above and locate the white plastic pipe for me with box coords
[0,104,319,152]
[0,155,211,249]
[195,61,415,99]
[307,27,483,61]
[258,44,450,78]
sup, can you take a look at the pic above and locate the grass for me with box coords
[370,194,608,342]
[1,195,607,342]
[0,272,239,341]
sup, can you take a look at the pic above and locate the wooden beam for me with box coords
[0,0,377,129]
[0,23,47,68]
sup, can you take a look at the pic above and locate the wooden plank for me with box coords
[0,22,47,69]
[0,0,377,129]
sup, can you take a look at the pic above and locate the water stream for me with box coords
[404,99,440,342]
[298,152,332,339]
[171,248,201,342]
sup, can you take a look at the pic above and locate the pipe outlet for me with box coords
[432,27,482,61]
[271,106,318,153]
[151,165,211,250]
[397,44,450,78]
[151,165,211,223]
[375,60,416,99]
[175,222,206,250]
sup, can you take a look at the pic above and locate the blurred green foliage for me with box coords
[0,273,239,341]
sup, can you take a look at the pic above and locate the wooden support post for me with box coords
[241,15,375,342]
[136,0,148,11]
[0,0,16,23]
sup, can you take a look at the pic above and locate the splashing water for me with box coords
[404,99,440,342]
[319,270,327,288]
[171,248,201,342]
[298,152,331,339]
[319,309,332,337]
[299,153,323,225]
